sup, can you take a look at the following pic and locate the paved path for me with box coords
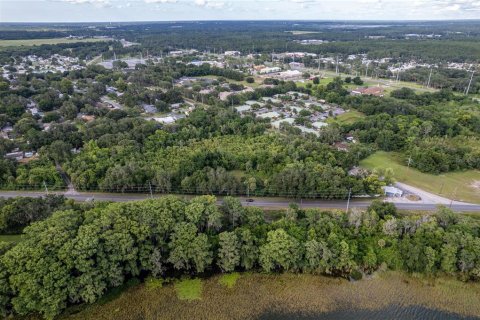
[0,191,479,212]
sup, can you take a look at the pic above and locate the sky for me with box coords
[0,0,479,23]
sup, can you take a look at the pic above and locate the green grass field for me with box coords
[0,234,23,243]
[327,110,365,125]
[0,38,110,47]
[307,69,437,94]
[360,151,480,204]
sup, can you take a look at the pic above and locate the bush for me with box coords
[175,278,203,301]
[219,273,240,289]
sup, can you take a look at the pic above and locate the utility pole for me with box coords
[335,55,339,75]
[465,70,475,95]
[149,182,153,199]
[43,181,49,194]
[427,67,433,88]
[449,187,458,209]
[346,188,352,213]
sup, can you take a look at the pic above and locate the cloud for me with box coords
[194,0,225,9]
[55,0,111,7]
[420,0,480,12]
[144,0,177,3]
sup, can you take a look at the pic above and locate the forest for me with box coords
[2,21,480,65]
[0,196,479,319]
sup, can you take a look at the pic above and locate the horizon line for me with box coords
[1,18,480,24]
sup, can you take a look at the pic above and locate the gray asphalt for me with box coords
[0,190,479,212]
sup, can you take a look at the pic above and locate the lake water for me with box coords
[259,305,480,320]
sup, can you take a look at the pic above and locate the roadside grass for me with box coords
[174,278,203,301]
[0,234,23,243]
[0,38,110,47]
[327,110,365,125]
[360,151,480,204]
[399,210,480,218]
[218,272,240,289]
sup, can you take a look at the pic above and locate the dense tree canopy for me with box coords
[0,197,479,319]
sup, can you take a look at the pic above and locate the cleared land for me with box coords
[360,151,480,204]
[197,75,263,89]
[0,38,111,47]
[0,234,22,243]
[327,109,365,125]
[57,272,480,320]
[307,69,438,94]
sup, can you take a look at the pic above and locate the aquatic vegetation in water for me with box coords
[174,278,203,301]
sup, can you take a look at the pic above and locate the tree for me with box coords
[362,246,377,272]
[353,76,364,85]
[222,196,245,228]
[285,203,299,221]
[59,79,73,95]
[244,177,256,197]
[259,229,302,272]
[167,222,212,273]
[312,77,320,85]
[424,246,437,274]
[241,207,264,228]
[0,195,69,234]
[217,231,240,272]
[304,238,331,274]
[43,140,72,163]
[246,77,255,84]
[1,210,83,318]
[367,200,398,218]
[440,244,457,274]
[237,228,258,270]
[185,196,223,232]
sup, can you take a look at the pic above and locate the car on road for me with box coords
[246,198,254,202]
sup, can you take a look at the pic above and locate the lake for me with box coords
[260,305,480,320]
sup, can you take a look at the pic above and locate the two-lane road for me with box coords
[0,190,479,212]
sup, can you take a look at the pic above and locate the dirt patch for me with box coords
[471,181,480,190]
[406,194,422,201]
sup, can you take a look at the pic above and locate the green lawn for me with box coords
[360,151,480,204]
[308,69,437,94]
[0,234,23,243]
[327,110,365,125]
[0,38,111,47]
